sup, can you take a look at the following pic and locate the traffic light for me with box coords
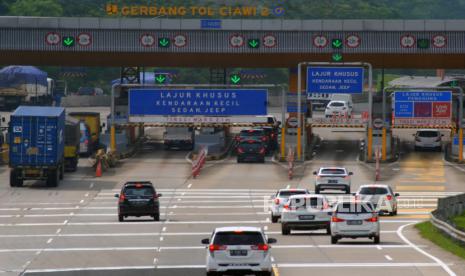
[62,36,75,47]
[331,53,343,62]
[158,37,170,48]
[229,74,241,84]
[154,73,170,84]
[417,38,430,49]
[247,39,260,48]
[331,38,343,49]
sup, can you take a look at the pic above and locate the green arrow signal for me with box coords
[155,74,166,84]
[332,53,343,62]
[332,38,343,49]
[248,39,259,48]
[158,38,170,47]
[63,36,75,47]
[230,74,241,84]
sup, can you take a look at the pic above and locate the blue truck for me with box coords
[9,106,65,187]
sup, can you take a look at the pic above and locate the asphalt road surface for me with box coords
[1,105,465,276]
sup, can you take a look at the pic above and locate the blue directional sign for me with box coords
[307,67,364,94]
[394,101,413,118]
[453,136,465,146]
[394,91,452,118]
[201,19,222,29]
[129,89,267,116]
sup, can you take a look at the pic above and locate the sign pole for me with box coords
[297,63,302,161]
[367,63,373,161]
[110,84,117,152]
[459,86,464,162]
[382,127,387,161]
[281,86,286,158]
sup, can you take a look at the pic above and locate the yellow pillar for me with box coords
[382,128,387,161]
[459,128,463,162]
[280,127,286,159]
[297,127,302,160]
[367,127,373,161]
[110,126,116,152]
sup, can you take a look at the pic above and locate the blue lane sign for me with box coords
[201,19,222,29]
[129,89,267,116]
[307,67,364,94]
[394,101,413,118]
[453,136,465,146]
[395,91,452,102]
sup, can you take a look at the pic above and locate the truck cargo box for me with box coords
[9,106,65,168]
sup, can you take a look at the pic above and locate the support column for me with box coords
[459,128,463,162]
[367,127,373,161]
[111,126,116,152]
[382,127,387,161]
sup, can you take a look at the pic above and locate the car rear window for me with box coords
[278,190,307,197]
[359,187,388,195]
[239,142,263,150]
[418,131,439,137]
[329,102,345,107]
[320,169,346,175]
[290,197,326,208]
[124,186,154,197]
[336,203,374,214]
[213,231,264,245]
[240,130,264,136]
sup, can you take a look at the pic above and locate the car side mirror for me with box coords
[201,238,210,245]
[267,238,277,244]
[395,193,400,197]
[114,194,119,198]
[313,171,317,175]
[349,172,353,175]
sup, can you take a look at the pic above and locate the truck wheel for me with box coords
[10,170,22,187]
[281,224,291,235]
[47,169,59,187]
[374,235,380,244]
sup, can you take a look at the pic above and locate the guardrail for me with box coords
[192,146,208,178]
[431,193,465,244]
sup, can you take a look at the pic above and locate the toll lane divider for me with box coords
[192,147,208,178]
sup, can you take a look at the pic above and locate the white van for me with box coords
[330,94,353,109]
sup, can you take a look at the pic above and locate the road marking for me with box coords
[264,226,268,231]
[46,238,53,244]
[79,199,84,204]
[159,237,164,241]
[153,258,158,265]
[63,220,68,225]
[24,266,157,273]
[376,245,382,250]
[22,260,31,269]
[396,186,445,191]
[397,223,456,276]
[162,227,166,232]
[385,255,393,261]
[187,184,192,188]
[55,228,61,234]
[85,193,89,197]
[276,263,441,268]
[89,183,94,189]
[286,184,290,189]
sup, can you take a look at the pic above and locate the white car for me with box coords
[313,167,353,194]
[281,194,333,235]
[414,129,443,151]
[202,226,276,276]
[330,201,380,244]
[270,188,310,223]
[325,100,352,118]
[355,184,399,216]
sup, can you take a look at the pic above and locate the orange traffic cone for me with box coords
[96,159,102,177]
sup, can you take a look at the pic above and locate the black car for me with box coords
[115,181,162,222]
[235,129,269,149]
[237,140,266,163]
[261,126,279,150]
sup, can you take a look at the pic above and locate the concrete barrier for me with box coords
[431,193,465,244]
[61,95,110,107]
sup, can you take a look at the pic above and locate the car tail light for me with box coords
[271,133,275,138]
[135,184,143,188]
[251,244,269,251]
[259,148,266,154]
[331,216,345,222]
[237,147,245,154]
[119,193,125,203]
[344,175,350,179]
[386,195,392,201]
[365,217,378,222]
[261,136,268,142]
[209,244,227,252]
[274,198,280,205]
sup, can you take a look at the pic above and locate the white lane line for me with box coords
[89,183,94,189]
[264,226,268,231]
[162,227,167,232]
[0,230,400,238]
[55,228,61,234]
[0,208,21,211]
[0,220,420,227]
[25,266,156,273]
[79,199,84,204]
[159,237,164,241]
[85,193,89,197]
[63,220,68,225]
[286,184,290,189]
[385,255,393,261]
[46,238,53,244]
[0,244,421,253]
[376,245,382,250]
[270,256,275,262]
[187,183,192,188]
[397,223,456,276]
[22,260,31,269]
[275,263,441,268]
[153,258,158,265]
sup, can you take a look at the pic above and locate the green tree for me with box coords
[9,0,63,17]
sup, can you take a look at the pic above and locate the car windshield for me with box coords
[213,231,264,245]
[418,131,439,137]
[320,169,346,175]
[336,203,374,214]
[329,102,345,107]
[124,186,154,197]
[278,190,307,197]
[359,187,389,195]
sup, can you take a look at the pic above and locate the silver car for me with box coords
[270,188,309,223]
[330,201,380,244]
[281,194,333,235]
[355,184,399,216]
[314,167,353,194]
